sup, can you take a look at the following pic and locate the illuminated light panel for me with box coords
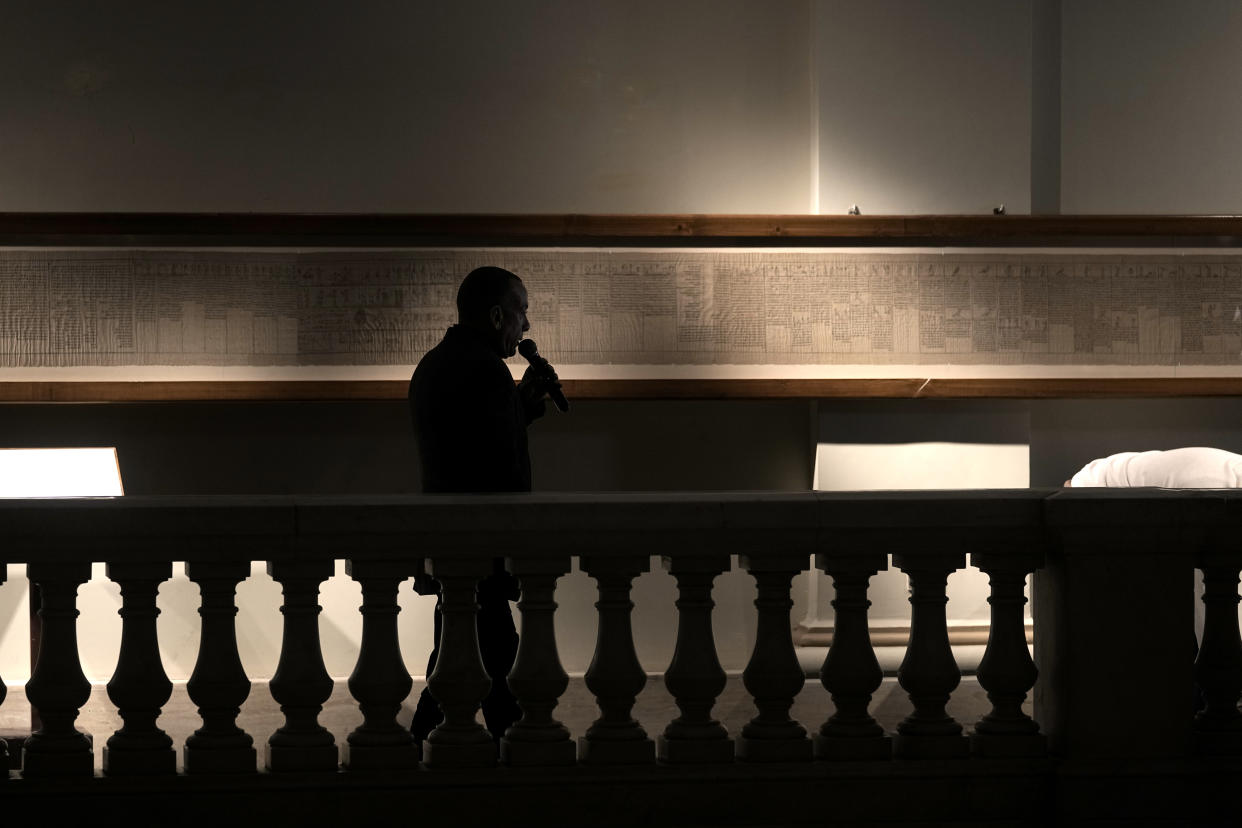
[814,442,1029,490]
[0,448,124,498]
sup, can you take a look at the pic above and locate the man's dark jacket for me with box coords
[410,324,533,493]
[407,323,532,742]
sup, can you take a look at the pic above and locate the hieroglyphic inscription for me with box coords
[1,249,1241,370]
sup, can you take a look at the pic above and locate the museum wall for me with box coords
[0,0,813,213]
[1060,0,1242,214]
[813,0,1033,215]
[7,1,1242,216]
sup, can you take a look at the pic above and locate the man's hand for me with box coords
[519,364,561,421]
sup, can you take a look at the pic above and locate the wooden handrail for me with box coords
[3,212,1242,246]
[0,489,1057,560]
[4,377,1242,402]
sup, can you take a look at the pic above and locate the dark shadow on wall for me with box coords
[531,400,815,491]
[0,399,815,495]
[5,396,1242,494]
[0,402,421,496]
[1029,397,1242,487]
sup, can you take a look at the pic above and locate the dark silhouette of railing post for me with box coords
[737,553,812,762]
[501,555,576,766]
[183,560,256,774]
[579,555,655,765]
[343,558,418,770]
[0,563,8,778]
[22,562,93,777]
[422,556,496,768]
[104,561,175,775]
[970,547,1045,757]
[892,550,969,759]
[814,549,890,760]
[659,554,733,764]
[1193,543,1242,755]
[266,559,338,772]
[1036,492,1197,764]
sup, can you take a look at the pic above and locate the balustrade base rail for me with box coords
[3,750,1240,826]
[3,756,1240,826]
[0,490,1239,825]
[0,758,1059,826]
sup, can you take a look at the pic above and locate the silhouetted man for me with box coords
[408,266,559,746]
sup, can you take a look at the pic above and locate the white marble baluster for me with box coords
[104,561,176,775]
[266,559,338,772]
[1193,549,1242,755]
[658,554,733,764]
[423,556,496,768]
[737,553,812,762]
[814,551,891,760]
[891,551,969,759]
[22,562,93,777]
[343,558,417,770]
[501,555,575,766]
[184,560,256,774]
[0,563,8,778]
[970,550,1045,757]
[578,555,654,765]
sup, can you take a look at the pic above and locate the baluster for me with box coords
[970,550,1046,757]
[22,562,93,777]
[183,560,256,774]
[1193,549,1242,755]
[578,555,654,765]
[891,552,969,759]
[266,559,337,772]
[658,554,733,764]
[737,553,812,762]
[500,556,575,766]
[343,558,418,770]
[103,561,175,775]
[419,556,491,769]
[814,551,890,760]
[422,556,496,768]
[0,563,8,778]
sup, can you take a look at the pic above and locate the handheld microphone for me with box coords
[518,339,569,413]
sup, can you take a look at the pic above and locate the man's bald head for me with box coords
[457,266,522,325]
[456,266,529,357]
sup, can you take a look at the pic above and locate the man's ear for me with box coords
[489,304,504,330]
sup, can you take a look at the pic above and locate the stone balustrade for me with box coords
[0,489,1238,825]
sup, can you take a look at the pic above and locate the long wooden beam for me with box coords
[4,213,1242,246]
[4,377,1242,402]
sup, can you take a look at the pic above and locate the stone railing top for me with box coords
[1046,486,1241,519]
[2,488,1240,564]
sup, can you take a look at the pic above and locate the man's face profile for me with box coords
[490,279,529,357]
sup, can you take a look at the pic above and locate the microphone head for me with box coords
[517,339,538,360]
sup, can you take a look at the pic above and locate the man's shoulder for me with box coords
[412,328,512,395]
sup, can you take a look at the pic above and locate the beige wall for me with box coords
[814,0,1034,215]
[1061,0,1242,213]
[7,1,1242,216]
[0,0,812,213]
